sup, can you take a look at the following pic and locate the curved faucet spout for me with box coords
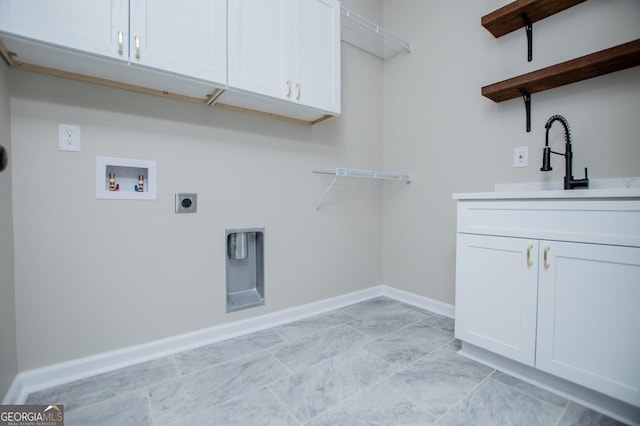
[544,115,571,146]
[541,115,571,172]
[540,114,589,190]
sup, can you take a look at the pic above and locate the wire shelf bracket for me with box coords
[340,6,413,61]
[313,167,413,210]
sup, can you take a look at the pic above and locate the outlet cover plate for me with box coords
[175,193,197,213]
[513,146,528,167]
[59,124,81,152]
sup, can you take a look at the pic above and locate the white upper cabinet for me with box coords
[228,0,292,100]
[0,0,226,87]
[129,0,226,84]
[0,0,128,60]
[0,0,337,122]
[228,0,340,114]
[292,0,340,113]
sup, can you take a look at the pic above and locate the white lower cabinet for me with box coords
[455,234,538,366]
[454,198,640,408]
[536,241,640,406]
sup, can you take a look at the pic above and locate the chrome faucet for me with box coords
[540,115,589,190]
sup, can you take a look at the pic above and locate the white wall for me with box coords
[0,61,18,397]
[382,0,640,304]
[10,0,384,370]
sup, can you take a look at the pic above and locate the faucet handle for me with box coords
[584,167,588,179]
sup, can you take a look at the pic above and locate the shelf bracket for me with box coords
[519,88,531,132]
[521,13,533,62]
[314,174,340,211]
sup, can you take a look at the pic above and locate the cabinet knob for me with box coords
[135,35,141,60]
[296,82,301,100]
[117,31,124,56]
[543,246,551,269]
[285,80,292,97]
[526,244,533,266]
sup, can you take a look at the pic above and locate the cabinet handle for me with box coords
[526,244,533,266]
[135,35,141,60]
[296,82,301,100]
[543,246,550,269]
[285,80,292,97]
[117,31,124,56]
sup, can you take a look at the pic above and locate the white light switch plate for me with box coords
[513,146,528,167]
[59,124,81,152]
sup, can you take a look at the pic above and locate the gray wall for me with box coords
[382,0,640,303]
[11,0,384,370]
[7,0,640,375]
[0,62,18,397]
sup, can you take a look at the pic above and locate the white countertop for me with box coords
[453,178,640,200]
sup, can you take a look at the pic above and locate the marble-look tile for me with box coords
[269,324,372,372]
[364,321,452,367]
[308,382,435,425]
[557,402,627,426]
[163,387,298,426]
[490,370,568,409]
[401,303,437,316]
[26,357,177,412]
[421,313,455,335]
[384,346,494,416]
[269,347,395,423]
[174,329,284,374]
[338,297,402,320]
[64,390,152,426]
[148,351,290,425]
[348,303,429,338]
[272,310,356,342]
[28,299,629,426]
[437,378,564,426]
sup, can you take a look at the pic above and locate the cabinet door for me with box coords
[228,0,292,99]
[455,234,539,366]
[536,241,640,407]
[129,0,226,84]
[0,0,128,60]
[292,0,340,113]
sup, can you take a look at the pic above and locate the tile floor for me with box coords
[26,297,627,425]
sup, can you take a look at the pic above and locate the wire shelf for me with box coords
[340,6,413,60]
[313,168,413,210]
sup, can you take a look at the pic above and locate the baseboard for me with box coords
[458,342,640,426]
[5,285,384,404]
[381,285,455,318]
[3,285,454,404]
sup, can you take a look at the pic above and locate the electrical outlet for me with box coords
[513,146,528,167]
[59,124,81,152]
[175,193,197,213]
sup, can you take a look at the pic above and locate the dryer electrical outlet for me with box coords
[175,193,197,213]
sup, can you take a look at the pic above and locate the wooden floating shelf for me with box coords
[482,39,640,103]
[481,0,587,38]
